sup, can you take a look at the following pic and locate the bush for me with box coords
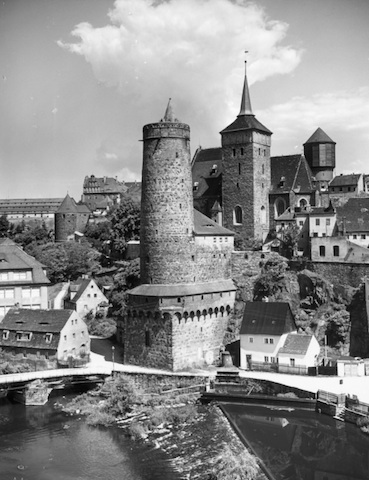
[128,422,149,440]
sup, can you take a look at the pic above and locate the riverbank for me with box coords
[60,374,267,479]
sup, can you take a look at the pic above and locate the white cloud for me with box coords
[116,166,141,182]
[58,0,302,141]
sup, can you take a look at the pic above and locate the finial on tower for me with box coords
[163,98,175,122]
[238,51,253,116]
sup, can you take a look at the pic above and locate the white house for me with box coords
[278,333,320,372]
[64,277,109,317]
[240,302,320,372]
[240,302,297,370]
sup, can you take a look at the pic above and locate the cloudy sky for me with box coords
[1,0,369,200]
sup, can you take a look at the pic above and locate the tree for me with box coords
[110,197,140,257]
[13,223,50,253]
[109,259,140,316]
[253,254,289,300]
[32,242,101,283]
[280,223,300,258]
[0,215,10,237]
[84,221,112,252]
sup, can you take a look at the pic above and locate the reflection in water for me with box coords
[0,395,180,480]
[223,404,369,480]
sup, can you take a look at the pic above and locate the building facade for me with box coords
[0,238,49,319]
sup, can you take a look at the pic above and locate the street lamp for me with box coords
[111,345,115,376]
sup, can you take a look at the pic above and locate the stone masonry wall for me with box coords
[55,213,76,242]
[140,121,195,284]
[194,242,233,282]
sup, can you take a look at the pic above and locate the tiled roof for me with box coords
[240,302,296,336]
[68,278,91,304]
[0,238,50,284]
[193,209,234,236]
[270,155,313,193]
[192,148,222,200]
[336,197,369,233]
[129,279,236,297]
[278,333,314,355]
[83,175,127,194]
[329,174,361,187]
[0,308,71,332]
[304,127,335,145]
[220,115,272,135]
[56,194,78,214]
[0,198,63,215]
[48,282,69,302]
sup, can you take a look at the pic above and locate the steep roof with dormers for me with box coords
[270,155,314,194]
[193,209,234,236]
[192,147,222,201]
[240,302,297,336]
[329,174,362,188]
[0,238,50,285]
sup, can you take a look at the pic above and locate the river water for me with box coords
[0,390,181,480]
[223,403,369,480]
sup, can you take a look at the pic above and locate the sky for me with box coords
[1,0,369,200]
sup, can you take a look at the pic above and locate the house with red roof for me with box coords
[0,238,50,319]
[0,308,90,367]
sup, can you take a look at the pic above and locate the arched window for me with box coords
[233,206,243,225]
[274,198,286,218]
[299,198,308,208]
[260,206,266,225]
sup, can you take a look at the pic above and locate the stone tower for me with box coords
[140,99,195,284]
[220,62,272,245]
[54,194,78,242]
[303,127,336,191]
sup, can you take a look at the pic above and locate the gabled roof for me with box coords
[68,278,92,304]
[240,302,297,336]
[0,308,72,333]
[329,174,362,187]
[336,197,369,233]
[278,333,315,355]
[193,209,234,236]
[192,147,222,200]
[270,155,314,193]
[304,127,335,145]
[0,238,50,284]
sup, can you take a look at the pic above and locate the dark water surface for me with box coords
[0,392,181,480]
[223,403,369,480]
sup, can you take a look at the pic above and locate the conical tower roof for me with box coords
[163,98,176,122]
[304,127,335,145]
[238,61,253,116]
[220,62,271,135]
[56,194,78,214]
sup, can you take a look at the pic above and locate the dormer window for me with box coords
[16,331,32,341]
[45,333,53,343]
[279,176,286,188]
[210,164,217,175]
[193,182,199,191]
[2,330,9,340]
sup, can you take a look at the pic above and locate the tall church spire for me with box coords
[238,61,253,116]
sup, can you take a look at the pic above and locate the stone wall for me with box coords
[221,130,270,244]
[55,213,76,242]
[194,242,233,282]
[306,261,369,288]
[140,121,195,284]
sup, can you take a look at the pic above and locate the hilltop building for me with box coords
[0,198,64,229]
[81,175,141,215]
[117,101,236,371]
[0,238,49,319]
[54,194,91,242]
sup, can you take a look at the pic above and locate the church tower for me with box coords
[140,99,195,284]
[220,62,272,246]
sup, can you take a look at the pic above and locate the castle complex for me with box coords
[116,101,236,371]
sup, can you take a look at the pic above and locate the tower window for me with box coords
[145,331,151,347]
[234,206,243,225]
[238,163,241,175]
[262,164,264,174]
[240,148,244,155]
[232,148,236,157]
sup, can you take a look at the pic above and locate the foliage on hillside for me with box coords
[109,259,140,316]
[31,241,101,283]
